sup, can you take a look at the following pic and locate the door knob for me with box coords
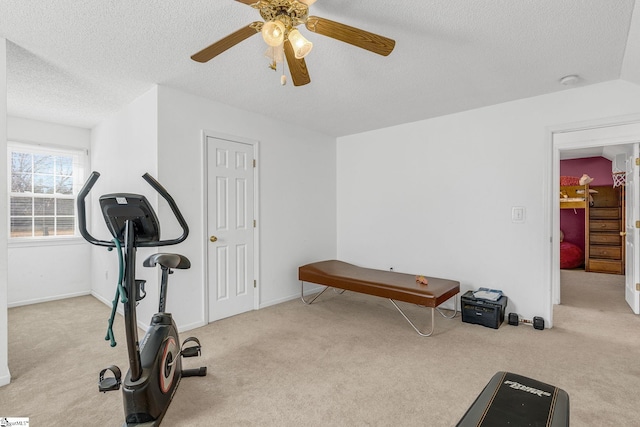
[210,236,218,242]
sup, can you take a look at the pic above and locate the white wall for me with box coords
[7,116,91,150]
[7,117,91,306]
[622,0,640,86]
[87,85,336,331]
[156,86,336,329]
[89,86,159,325]
[337,79,640,323]
[1,37,10,387]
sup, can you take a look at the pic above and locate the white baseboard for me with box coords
[91,291,205,333]
[90,290,113,307]
[0,368,11,387]
[92,291,150,330]
[177,320,207,333]
[259,284,323,309]
[8,291,91,308]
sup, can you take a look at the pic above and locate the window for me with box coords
[8,143,86,239]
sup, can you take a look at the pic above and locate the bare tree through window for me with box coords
[9,148,80,238]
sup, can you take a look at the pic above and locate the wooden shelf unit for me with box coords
[586,185,625,275]
[559,185,589,210]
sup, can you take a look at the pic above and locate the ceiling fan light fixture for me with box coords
[264,44,285,63]
[262,20,286,47]
[288,28,313,59]
[190,1,396,87]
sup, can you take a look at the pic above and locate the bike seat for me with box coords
[143,253,191,270]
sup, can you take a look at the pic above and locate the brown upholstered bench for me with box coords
[298,260,460,336]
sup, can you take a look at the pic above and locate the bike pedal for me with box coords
[98,365,121,393]
[181,346,201,358]
[181,336,202,358]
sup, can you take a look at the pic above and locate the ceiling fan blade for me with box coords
[305,16,395,56]
[191,23,261,63]
[284,39,311,86]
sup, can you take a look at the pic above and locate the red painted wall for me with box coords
[560,157,613,257]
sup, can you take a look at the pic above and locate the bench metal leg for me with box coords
[302,280,458,337]
[390,295,458,337]
[389,299,436,337]
[301,281,329,305]
[301,282,347,305]
[437,295,458,319]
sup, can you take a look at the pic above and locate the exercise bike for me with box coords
[77,171,206,426]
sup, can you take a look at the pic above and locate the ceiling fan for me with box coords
[191,0,396,86]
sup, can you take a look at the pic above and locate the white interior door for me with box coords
[207,136,256,322]
[625,143,640,314]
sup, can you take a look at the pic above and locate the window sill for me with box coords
[8,236,88,248]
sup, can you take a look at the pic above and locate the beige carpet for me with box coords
[1,271,639,426]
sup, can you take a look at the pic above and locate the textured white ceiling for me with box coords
[0,0,637,137]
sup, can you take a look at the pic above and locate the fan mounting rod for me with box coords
[254,0,309,30]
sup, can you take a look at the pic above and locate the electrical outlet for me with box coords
[105,270,109,280]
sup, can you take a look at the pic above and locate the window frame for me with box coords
[7,141,88,244]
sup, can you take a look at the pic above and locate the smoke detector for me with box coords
[559,74,581,86]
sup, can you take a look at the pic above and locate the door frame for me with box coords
[546,114,640,326]
[201,130,260,322]
[625,143,640,314]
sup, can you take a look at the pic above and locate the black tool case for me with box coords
[461,290,508,329]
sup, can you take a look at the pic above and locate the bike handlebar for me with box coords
[76,171,189,248]
[140,173,189,247]
[77,171,112,247]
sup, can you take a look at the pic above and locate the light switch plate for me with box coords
[512,206,526,223]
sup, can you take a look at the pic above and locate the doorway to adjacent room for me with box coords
[549,117,640,325]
